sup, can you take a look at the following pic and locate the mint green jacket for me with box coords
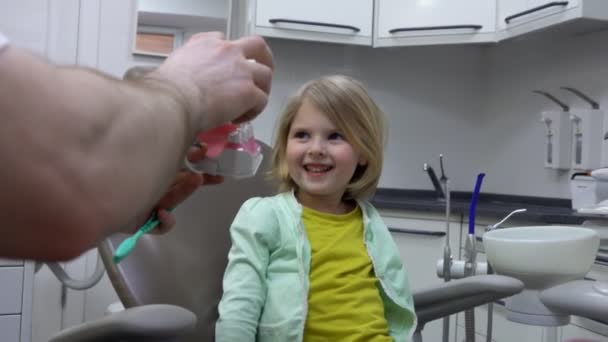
[215,192,417,341]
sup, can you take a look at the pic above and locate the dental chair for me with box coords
[49,142,524,342]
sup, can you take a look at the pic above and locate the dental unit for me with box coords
[431,158,608,342]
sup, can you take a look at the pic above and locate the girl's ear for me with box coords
[358,156,368,166]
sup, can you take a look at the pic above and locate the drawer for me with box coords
[0,267,23,314]
[0,315,20,342]
[0,259,23,267]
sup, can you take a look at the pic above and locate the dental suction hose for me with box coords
[44,252,106,290]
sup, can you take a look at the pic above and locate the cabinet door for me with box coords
[375,0,496,47]
[255,0,373,46]
[561,323,607,341]
[528,0,579,10]
[0,315,21,342]
[0,259,23,267]
[498,0,579,31]
[0,267,24,315]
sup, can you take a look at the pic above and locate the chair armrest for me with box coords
[49,304,196,342]
[413,274,524,327]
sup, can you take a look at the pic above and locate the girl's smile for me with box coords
[286,99,366,213]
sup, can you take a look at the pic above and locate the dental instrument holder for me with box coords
[436,208,528,279]
[424,155,453,342]
[558,87,604,170]
[534,90,572,170]
[439,155,451,342]
[436,173,486,342]
[569,109,604,170]
[424,163,445,201]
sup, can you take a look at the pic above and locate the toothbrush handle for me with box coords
[112,209,168,263]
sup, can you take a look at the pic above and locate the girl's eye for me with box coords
[293,131,309,139]
[328,132,343,140]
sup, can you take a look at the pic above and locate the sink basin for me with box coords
[483,226,600,326]
[483,226,599,289]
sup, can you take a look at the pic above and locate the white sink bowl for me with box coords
[483,226,600,289]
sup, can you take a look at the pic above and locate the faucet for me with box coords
[423,163,445,200]
[486,209,527,231]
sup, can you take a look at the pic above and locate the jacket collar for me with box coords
[281,190,371,225]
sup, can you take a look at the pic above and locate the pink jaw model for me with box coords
[184,122,263,179]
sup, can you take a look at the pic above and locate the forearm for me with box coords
[0,46,195,260]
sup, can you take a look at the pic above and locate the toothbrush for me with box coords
[113,209,170,264]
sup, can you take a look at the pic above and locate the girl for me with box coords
[216,75,416,341]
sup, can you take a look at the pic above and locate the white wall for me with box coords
[253,38,488,193]
[257,30,608,198]
[481,30,608,198]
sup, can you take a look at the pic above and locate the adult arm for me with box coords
[0,32,273,261]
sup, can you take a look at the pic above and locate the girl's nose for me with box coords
[307,138,326,157]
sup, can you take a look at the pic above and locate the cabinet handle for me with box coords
[389,227,446,237]
[389,25,482,34]
[269,18,360,33]
[504,1,569,24]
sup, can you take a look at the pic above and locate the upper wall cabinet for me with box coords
[254,0,374,46]
[497,0,608,40]
[374,0,497,47]
[230,0,608,47]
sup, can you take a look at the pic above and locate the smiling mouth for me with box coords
[304,165,333,174]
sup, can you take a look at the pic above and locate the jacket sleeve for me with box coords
[215,197,277,341]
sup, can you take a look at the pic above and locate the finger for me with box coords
[186,143,208,163]
[152,209,176,235]
[234,36,274,70]
[247,61,273,95]
[203,174,224,185]
[156,173,203,209]
[232,87,268,124]
[168,171,190,188]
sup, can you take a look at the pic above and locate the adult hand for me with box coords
[133,144,223,234]
[153,32,274,131]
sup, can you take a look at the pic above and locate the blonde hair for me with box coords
[271,75,387,200]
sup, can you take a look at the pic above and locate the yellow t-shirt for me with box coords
[302,205,392,342]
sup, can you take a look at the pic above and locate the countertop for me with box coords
[371,188,599,225]
[371,188,608,264]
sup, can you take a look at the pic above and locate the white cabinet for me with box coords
[254,0,374,46]
[0,263,34,342]
[236,0,608,48]
[562,323,607,341]
[0,268,24,315]
[495,0,608,41]
[498,0,579,30]
[0,315,21,342]
[374,0,497,47]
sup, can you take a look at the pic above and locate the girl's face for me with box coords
[286,99,366,208]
